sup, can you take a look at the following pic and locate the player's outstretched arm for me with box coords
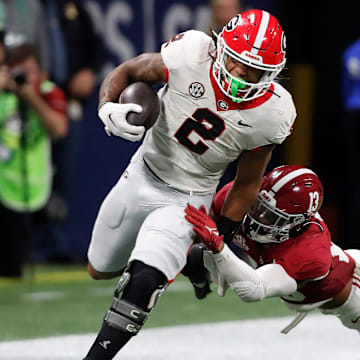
[213,245,297,302]
[184,204,297,301]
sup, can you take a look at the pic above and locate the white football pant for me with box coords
[87,148,213,280]
[321,249,360,333]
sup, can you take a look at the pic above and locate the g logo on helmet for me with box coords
[225,15,240,32]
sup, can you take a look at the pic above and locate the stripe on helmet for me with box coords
[271,168,316,193]
[251,11,270,55]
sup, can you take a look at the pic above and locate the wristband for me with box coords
[216,215,242,245]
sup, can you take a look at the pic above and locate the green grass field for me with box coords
[0,264,293,342]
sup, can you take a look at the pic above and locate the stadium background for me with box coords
[55,0,359,263]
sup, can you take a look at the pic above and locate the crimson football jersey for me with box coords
[213,181,355,305]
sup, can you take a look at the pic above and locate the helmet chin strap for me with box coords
[228,76,246,103]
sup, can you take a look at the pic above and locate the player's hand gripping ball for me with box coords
[119,82,160,130]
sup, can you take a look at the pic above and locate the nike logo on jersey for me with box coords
[205,225,219,236]
[99,340,111,350]
[237,120,252,127]
[351,315,360,324]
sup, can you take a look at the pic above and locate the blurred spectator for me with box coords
[342,39,360,119]
[38,0,104,262]
[210,0,243,33]
[0,43,67,277]
[341,38,360,250]
[0,30,4,64]
[42,0,103,101]
[0,0,50,73]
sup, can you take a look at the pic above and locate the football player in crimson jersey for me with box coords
[185,165,360,333]
[84,10,296,359]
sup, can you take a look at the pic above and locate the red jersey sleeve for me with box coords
[212,181,234,216]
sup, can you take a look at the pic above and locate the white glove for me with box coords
[204,250,229,297]
[98,102,145,142]
[216,272,229,297]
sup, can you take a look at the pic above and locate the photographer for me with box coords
[0,42,67,278]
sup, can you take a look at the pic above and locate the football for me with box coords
[119,82,160,130]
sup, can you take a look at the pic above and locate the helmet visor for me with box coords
[244,194,301,243]
[248,197,290,228]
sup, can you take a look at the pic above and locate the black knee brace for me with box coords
[104,260,168,335]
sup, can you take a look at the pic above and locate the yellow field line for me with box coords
[0,269,191,287]
[0,269,91,287]
[32,270,91,283]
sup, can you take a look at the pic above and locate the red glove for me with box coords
[185,204,224,253]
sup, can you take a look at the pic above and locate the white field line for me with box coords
[19,280,192,301]
[92,280,192,296]
[21,291,65,302]
[0,314,358,360]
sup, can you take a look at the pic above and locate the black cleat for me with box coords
[182,243,212,299]
[191,279,212,299]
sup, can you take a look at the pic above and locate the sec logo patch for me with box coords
[189,82,205,98]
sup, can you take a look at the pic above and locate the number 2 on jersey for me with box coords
[175,108,225,155]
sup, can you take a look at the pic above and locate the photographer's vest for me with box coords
[0,82,55,212]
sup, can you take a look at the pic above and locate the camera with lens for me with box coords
[11,71,27,86]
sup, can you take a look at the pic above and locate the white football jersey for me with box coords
[142,30,296,194]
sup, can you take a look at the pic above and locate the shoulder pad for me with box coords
[161,30,213,70]
[276,234,331,280]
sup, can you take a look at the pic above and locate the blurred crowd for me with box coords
[0,0,104,277]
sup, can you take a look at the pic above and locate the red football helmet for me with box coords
[243,165,324,244]
[212,9,286,102]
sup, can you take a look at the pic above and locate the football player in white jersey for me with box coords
[84,10,296,360]
[185,165,360,334]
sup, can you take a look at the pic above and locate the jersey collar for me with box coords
[209,65,274,111]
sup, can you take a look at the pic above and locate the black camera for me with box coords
[11,71,27,86]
